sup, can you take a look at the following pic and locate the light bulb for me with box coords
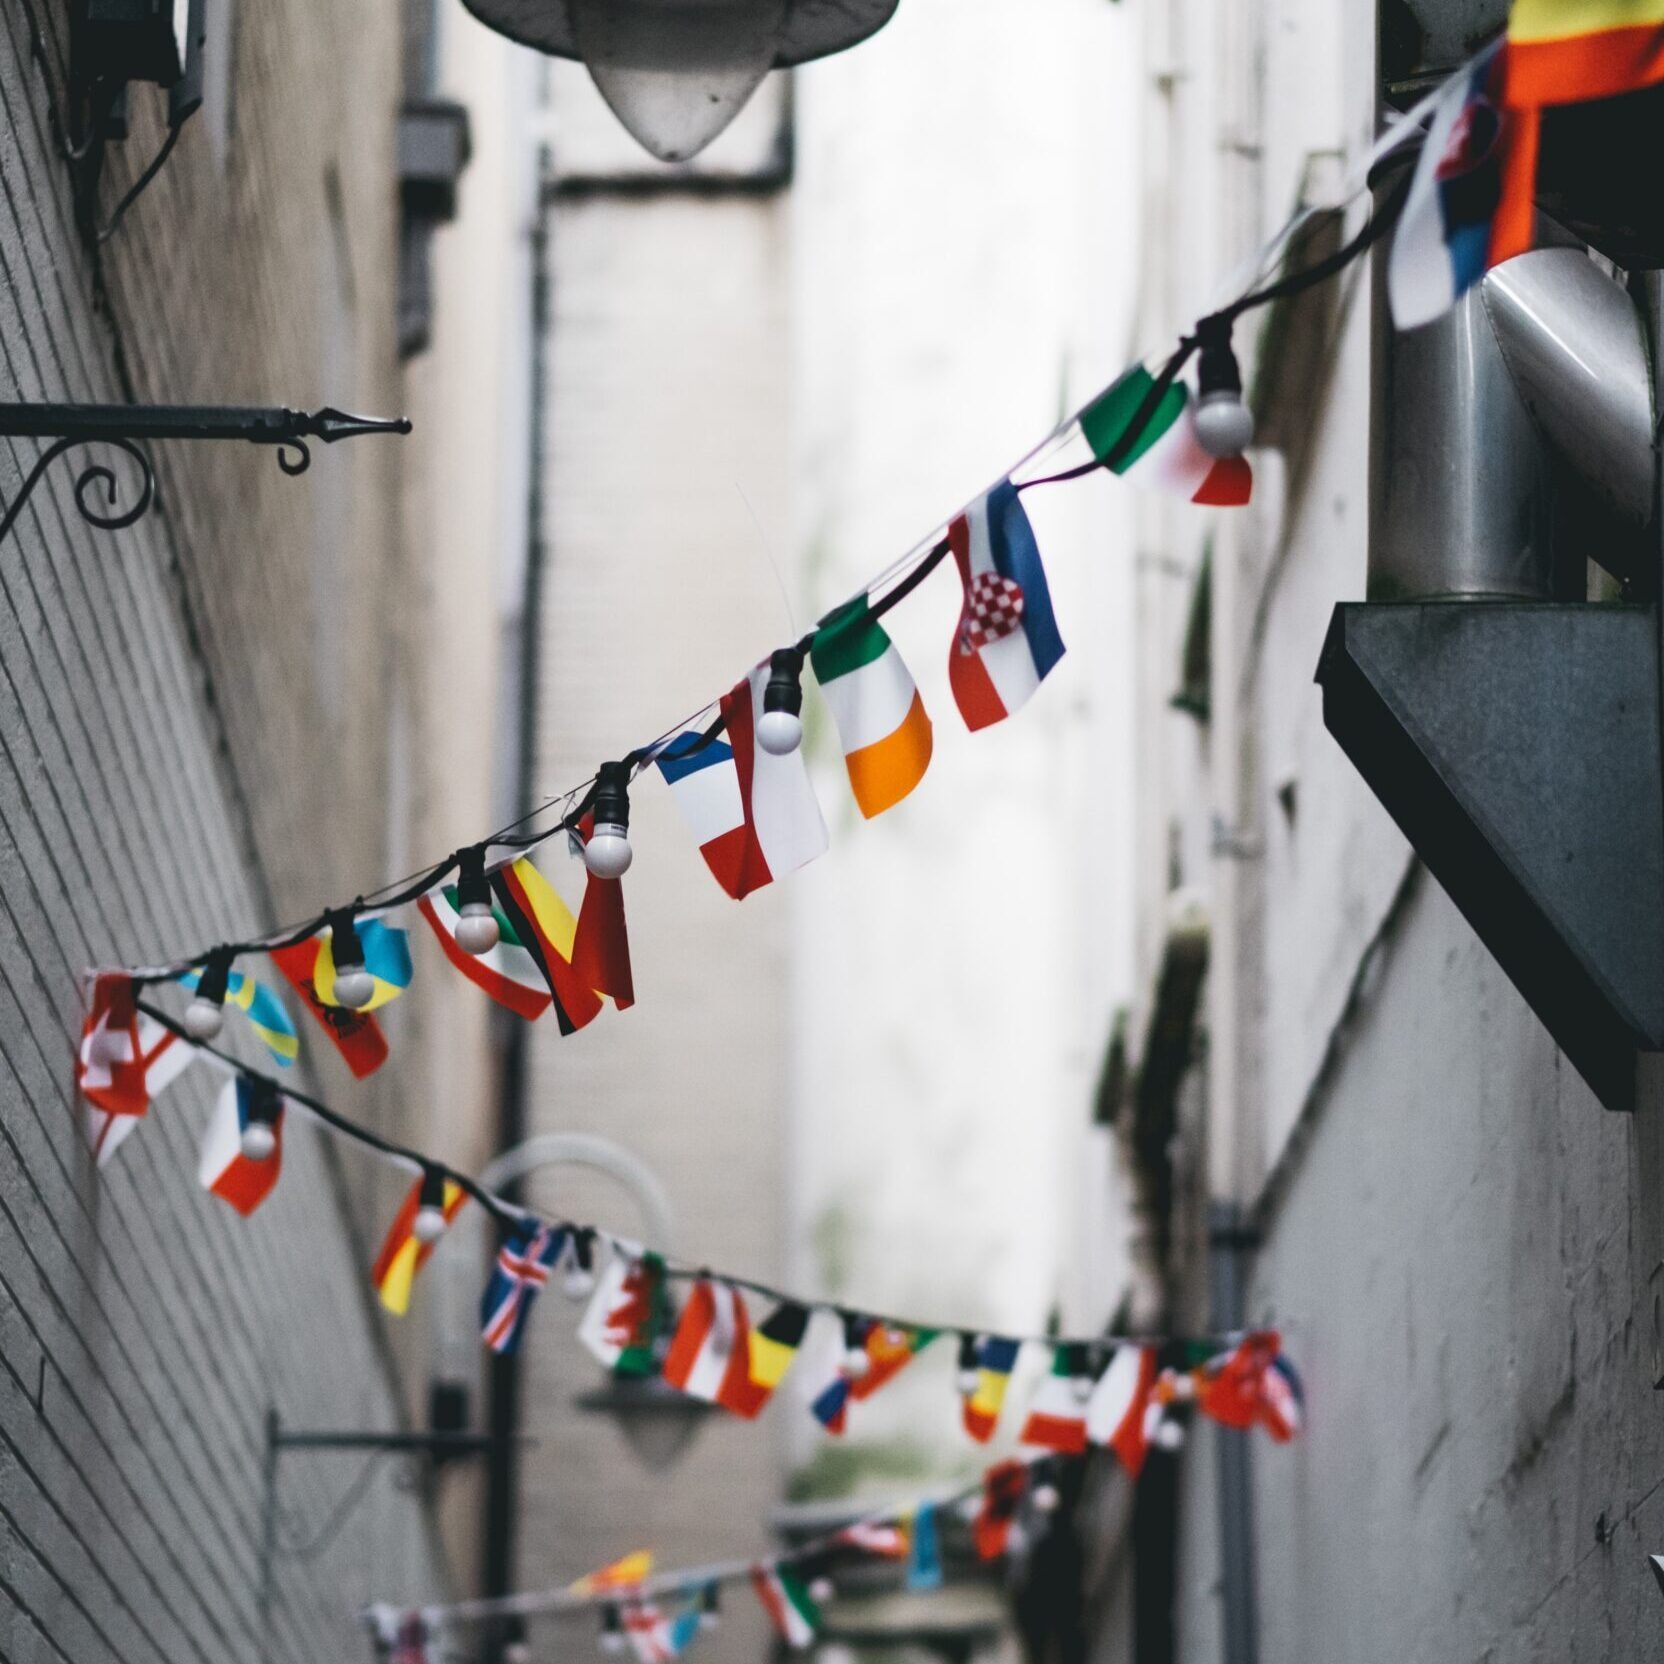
[1030,1483,1061,1514]
[1194,321,1254,459]
[503,1644,530,1664]
[1195,391,1255,459]
[1153,1418,1187,1453]
[332,967,376,1009]
[584,826,633,879]
[564,1261,596,1300]
[455,901,500,956]
[585,762,634,878]
[413,1204,449,1245]
[185,996,225,1042]
[240,1121,277,1162]
[842,1347,872,1381]
[758,645,805,755]
[808,1579,835,1606]
[1072,1375,1096,1404]
[957,1368,981,1396]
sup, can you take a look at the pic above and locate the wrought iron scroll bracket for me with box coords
[0,403,412,552]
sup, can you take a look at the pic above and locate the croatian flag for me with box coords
[1388,40,1520,330]
[198,1075,285,1217]
[656,667,828,900]
[946,480,1065,731]
[480,1219,567,1353]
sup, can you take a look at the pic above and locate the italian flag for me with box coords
[1077,365,1253,507]
[419,882,553,1022]
[749,1567,820,1650]
[810,597,933,819]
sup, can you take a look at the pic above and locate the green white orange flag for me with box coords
[1074,364,1253,506]
[810,596,933,818]
[749,1566,820,1650]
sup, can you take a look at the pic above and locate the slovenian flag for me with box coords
[662,1279,756,1413]
[270,918,412,1079]
[726,1299,811,1418]
[961,1335,1022,1443]
[749,1567,820,1650]
[1018,1344,1098,1454]
[946,481,1066,733]
[371,1173,467,1316]
[178,965,299,1065]
[419,882,552,1021]
[198,1075,285,1217]
[1075,365,1253,505]
[1086,1344,1159,1479]
[480,1218,568,1353]
[809,596,933,819]
[1388,40,1525,329]
[488,856,605,1035]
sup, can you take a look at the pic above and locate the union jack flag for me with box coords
[480,1219,567,1353]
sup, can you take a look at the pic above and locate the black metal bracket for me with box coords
[0,402,412,552]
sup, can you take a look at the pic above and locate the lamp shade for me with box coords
[459,0,901,161]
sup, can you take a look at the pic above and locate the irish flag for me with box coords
[1077,365,1253,506]
[749,1567,820,1650]
[419,882,552,1022]
[810,596,933,819]
[662,1279,756,1413]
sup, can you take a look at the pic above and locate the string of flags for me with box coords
[370,1451,1095,1660]
[86,19,1640,1087]
[81,96,1464,1072]
[83,992,1304,1461]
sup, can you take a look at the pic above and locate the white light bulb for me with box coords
[332,966,376,1010]
[563,1263,596,1301]
[584,825,633,879]
[1153,1418,1187,1453]
[956,1368,980,1397]
[240,1122,277,1162]
[503,1643,530,1664]
[454,901,500,956]
[1071,1376,1096,1405]
[184,996,225,1042]
[756,709,804,756]
[1194,390,1255,459]
[808,1579,835,1606]
[413,1204,449,1245]
[842,1347,872,1381]
[1030,1483,1061,1514]
[601,1633,626,1656]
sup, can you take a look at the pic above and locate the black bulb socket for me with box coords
[763,647,805,719]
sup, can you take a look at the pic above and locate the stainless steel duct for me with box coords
[1371,243,1655,599]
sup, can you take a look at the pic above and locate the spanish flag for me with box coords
[371,1174,467,1315]
[1507,0,1664,107]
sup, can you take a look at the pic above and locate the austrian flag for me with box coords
[662,1278,756,1413]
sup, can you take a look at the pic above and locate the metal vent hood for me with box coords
[1317,244,1664,1113]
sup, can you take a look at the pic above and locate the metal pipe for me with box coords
[1209,1203,1259,1664]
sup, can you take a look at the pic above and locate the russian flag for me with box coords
[947,480,1065,732]
[197,1075,284,1217]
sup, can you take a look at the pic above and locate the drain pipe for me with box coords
[1209,1203,1260,1664]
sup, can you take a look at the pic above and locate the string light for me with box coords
[1193,318,1254,460]
[412,1166,451,1245]
[583,763,633,879]
[327,908,376,1010]
[599,1607,626,1655]
[840,1313,873,1380]
[955,1333,981,1397]
[757,647,806,756]
[239,1076,282,1162]
[698,1586,721,1631]
[563,1229,597,1300]
[453,846,500,956]
[185,948,234,1041]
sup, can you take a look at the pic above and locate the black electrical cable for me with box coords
[96,116,186,244]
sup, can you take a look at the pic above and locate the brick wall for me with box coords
[0,4,460,1658]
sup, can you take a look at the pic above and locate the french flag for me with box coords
[197,1075,284,1217]
[947,480,1065,732]
[655,667,828,900]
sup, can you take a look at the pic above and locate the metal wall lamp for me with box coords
[0,402,412,551]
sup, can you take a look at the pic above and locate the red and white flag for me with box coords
[1086,1344,1159,1479]
[662,1278,756,1414]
